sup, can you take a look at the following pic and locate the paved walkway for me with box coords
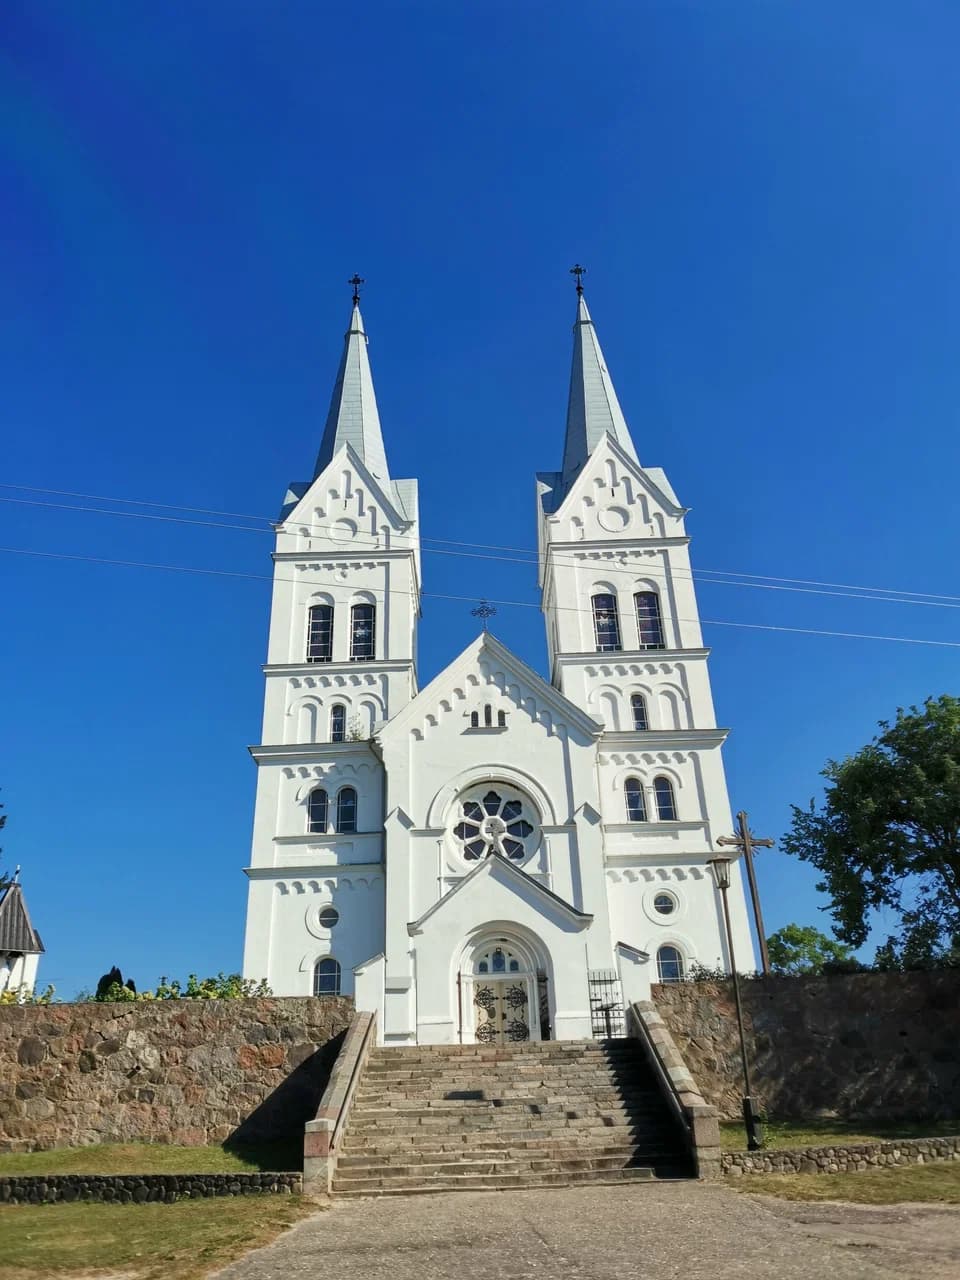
[213,1182,960,1280]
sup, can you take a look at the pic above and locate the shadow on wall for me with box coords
[224,1030,348,1169]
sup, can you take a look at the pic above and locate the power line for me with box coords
[2,490,957,615]
[4,544,960,649]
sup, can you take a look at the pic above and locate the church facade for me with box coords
[241,286,755,1045]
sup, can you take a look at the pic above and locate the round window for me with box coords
[318,906,340,929]
[653,893,676,916]
[451,786,539,863]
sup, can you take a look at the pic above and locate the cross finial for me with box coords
[471,600,497,631]
[569,263,587,296]
[348,274,365,304]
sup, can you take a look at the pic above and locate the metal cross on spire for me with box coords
[471,600,497,631]
[569,263,587,296]
[348,274,365,304]
[717,811,776,976]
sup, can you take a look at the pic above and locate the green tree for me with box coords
[766,923,856,975]
[782,696,960,967]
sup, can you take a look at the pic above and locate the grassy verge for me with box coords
[738,1161,960,1205]
[0,1141,301,1176]
[0,1195,315,1280]
[720,1118,960,1152]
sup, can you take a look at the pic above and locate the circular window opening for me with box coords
[653,893,676,916]
[451,786,540,863]
[318,906,340,929]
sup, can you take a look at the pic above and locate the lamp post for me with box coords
[707,855,763,1152]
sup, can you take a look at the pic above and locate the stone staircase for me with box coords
[331,1038,694,1197]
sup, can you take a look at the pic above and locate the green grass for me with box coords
[739,1161,960,1205]
[720,1118,960,1152]
[0,1141,301,1177]
[0,1196,315,1280]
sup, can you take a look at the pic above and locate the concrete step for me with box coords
[337,1143,678,1170]
[332,1166,686,1196]
[343,1136,680,1157]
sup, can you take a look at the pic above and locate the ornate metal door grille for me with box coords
[588,970,625,1038]
[473,980,531,1044]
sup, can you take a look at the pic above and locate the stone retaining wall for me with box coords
[0,997,353,1152]
[0,1171,302,1204]
[652,972,960,1120]
[723,1134,960,1177]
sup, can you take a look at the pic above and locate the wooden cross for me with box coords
[717,811,775,976]
[569,263,587,295]
[348,274,365,304]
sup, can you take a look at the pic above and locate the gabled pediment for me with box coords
[539,433,687,550]
[279,440,418,537]
[407,853,592,936]
[377,631,602,746]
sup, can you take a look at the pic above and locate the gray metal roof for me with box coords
[0,882,44,955]
[561,293,640,490]
[313,302,391,486]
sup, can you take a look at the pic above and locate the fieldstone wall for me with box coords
[0,1171,302,1204]
[723,1134,960,1177]
[652,972,960,1120]
[0,997,353,1152]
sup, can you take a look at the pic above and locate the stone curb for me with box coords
[723,1134,960,1177]
[0,1171,302,1205]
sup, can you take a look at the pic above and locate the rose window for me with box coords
[452,788,538,862]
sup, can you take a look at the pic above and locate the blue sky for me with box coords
[2,2,959,997]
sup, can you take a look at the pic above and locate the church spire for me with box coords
[313,283,391,485]
[561,273,639,489]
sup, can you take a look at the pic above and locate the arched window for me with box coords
[313,957,341,996]
[306,604,333,662]
[330,704,347,743]
[497,709,506,727]
[654,776,678,821]
[470,710,479,728]
[592,593,622,652]
[484,704,493,727]
[656,945,684,983]
[336,786,357,833]
[624,778,646,822]
[307,788,328,834]
[630,693,648,731]
[350,604,376,660]
[635,592,665,649]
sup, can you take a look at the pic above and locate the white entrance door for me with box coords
[465,942,539,1044]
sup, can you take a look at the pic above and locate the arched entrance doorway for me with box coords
[458,933,549,1044]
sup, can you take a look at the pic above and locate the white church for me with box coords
[241,281,755,1045]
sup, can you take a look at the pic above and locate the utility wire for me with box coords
[4,545,960,650]
[1,491,956,613]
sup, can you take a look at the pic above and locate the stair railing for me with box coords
[303,1010,377,1194]
[626,1001,722,1180]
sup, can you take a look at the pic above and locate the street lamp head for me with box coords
[707,856,733,892]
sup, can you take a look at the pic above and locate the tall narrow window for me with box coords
[484,704,492,727]
[625,778,646,822]
[330,704,347,743]
[306,605,333,662]
[592,594,622,652]
[470,711,479,728]
[635,592,665,649]
[497,710,506,727]
[313,957,341,996]
[307,788,328,834]
[350,604,376,660]
[336,787,357,833]
[654,776,678,821]
[656,945,684,983]
[630,693,648,731]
